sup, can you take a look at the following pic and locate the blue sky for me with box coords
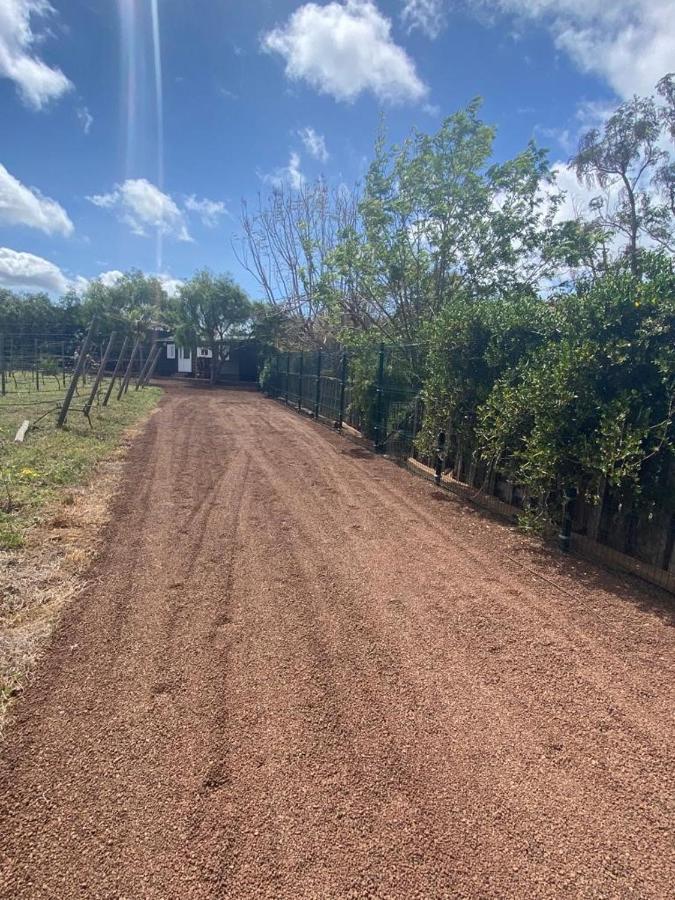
[0,0,672,298]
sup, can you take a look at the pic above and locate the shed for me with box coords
[155,339,259,384]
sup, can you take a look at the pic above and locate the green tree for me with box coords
[173,271,251,385]
[81,270,169,338]
[327,100,569,352]
[571,85,674,274]
[418,290,554,467]
[477,254,675,513]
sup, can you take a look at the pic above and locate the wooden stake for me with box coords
[102,335,129,406]
[14,420,30,443]
[117,337,140,401]
[57,317,97,428]
[83,331,117,417]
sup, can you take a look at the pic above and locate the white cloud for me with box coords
[548,161,631,258]
[0,0,72,109]
[0,162,73,236]
[458,1,675,98]
[157,273,183,297]
[262,0,428,104]
[88,178,192,243]
[298,126,329,162]
[537,98,622,157]
[77,105,93,134]
[573,98,617,132]
[97,269,124,287]
[0,246,68,293]
[422,101,441,116]
[550,162,604,222]
[91,269,182,297]
[260,152,306,191]
[70,274,89,294]
[287,152,306,190]
[184,195,228,227]
[401,1,445,38]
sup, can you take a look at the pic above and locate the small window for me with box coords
[166,343,176,359]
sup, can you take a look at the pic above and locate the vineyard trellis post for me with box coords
[140,343,162,387]
[83,331,117,419]
[117,337,140,401]
[102,335,129,406]
[57,317,97,428]
[135,341,157,390]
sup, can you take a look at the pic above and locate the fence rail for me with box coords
[263,347,675,595]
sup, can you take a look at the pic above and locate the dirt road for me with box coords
[1,384,673,898]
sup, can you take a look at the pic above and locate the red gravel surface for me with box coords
[1,383,674,898]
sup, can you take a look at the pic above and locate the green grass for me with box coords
[0,378,162,549]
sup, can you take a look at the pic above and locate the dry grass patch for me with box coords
[0,390,162,734]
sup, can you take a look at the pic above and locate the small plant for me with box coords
[0,456,15,513]
[0,519,24,550]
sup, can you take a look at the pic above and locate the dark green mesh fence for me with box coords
[262,345,421,458]
[261,344,675,592]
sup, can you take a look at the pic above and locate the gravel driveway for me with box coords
[1,383,673,898]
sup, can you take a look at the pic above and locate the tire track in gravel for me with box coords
[262,403,674,747]
[229,398,675,895]
[244,407,673,894]
[0,385,673,899]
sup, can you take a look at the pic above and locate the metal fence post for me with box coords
[314,350,322,419]
[57,317,97,428]
[117,337,140,401]
[338,350,347,431]
[298,351,304,412]
[83,331,116,418]
[374,342,385,453]
[34,337,39,391]
[102,335,128,406]
[285,352,290,404]
[410,396,420,459]
[0,334,5,396]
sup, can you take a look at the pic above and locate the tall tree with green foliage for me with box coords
[173,270,251,385]
[477,253,675,513]
[418,290,555,466]
[327,100,573,353]
[81,270,169,337]
[571,80,674,274]
[0,288,82,337]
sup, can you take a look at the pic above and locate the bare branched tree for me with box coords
[234,178,358,346]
